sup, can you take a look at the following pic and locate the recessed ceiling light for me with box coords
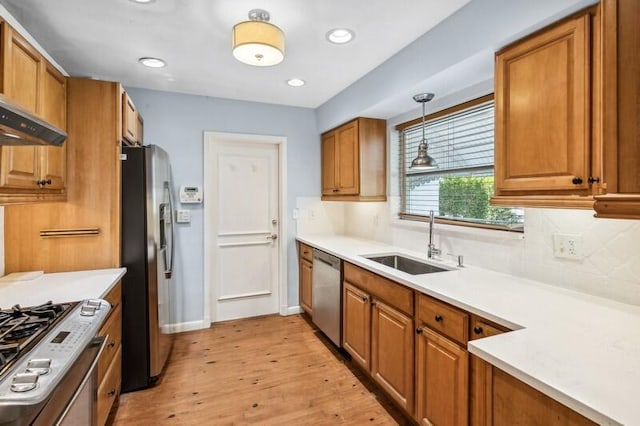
[287,78,305,87]
[138,57,166,68]
[326,28,355,44]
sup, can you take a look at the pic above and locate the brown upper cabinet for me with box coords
[593,0,640,219]
[492,9,599,208]
[321,117,386,201]
[0,21,67,204]
[122,91,143,146]
[493,1,640,215]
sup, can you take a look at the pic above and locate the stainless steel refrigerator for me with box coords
[121,144,175,392]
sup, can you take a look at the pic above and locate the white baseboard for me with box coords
[165,320,209,334]
[283,305,303,316]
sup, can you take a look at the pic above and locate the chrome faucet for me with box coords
[427,210,441,259]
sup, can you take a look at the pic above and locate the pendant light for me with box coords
[232,9,285,67]
[410,93,438,170]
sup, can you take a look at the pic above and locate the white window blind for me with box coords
[399,99,524,230]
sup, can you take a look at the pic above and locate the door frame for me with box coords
[203,131,288,325]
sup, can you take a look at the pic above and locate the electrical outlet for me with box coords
[552,233,583,260]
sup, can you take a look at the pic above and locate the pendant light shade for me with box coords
[232,9,284,67]
[410,93,438,170]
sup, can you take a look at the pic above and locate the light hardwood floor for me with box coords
[112,314,412,425]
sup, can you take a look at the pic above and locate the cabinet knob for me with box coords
[108,340,116,348]
[473,326,483,335]
[361,295,369,302]
[571,177,583,185]
[435,315,443,322]
[416,326,425,335]
[107,388,116,397]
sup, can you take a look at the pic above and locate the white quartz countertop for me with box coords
[0,268,126,307]
[298,234,640,426]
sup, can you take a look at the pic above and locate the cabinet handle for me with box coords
[332,188,339,192]
[416,326,425,335]
[371,301,376,307]
[588,176,600,184]
[571,177,583,185]
[36,179,52,187]
[473,326,483,335]
[108,340,116,348]
[435,315,443,322]
[107,388,116,397]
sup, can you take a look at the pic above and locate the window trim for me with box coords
[397,93,523,233]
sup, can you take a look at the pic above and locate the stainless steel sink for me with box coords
[365,254,450,275]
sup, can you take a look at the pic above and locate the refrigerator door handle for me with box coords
[165,181,175,279]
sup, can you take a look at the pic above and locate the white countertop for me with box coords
[0,268,126,307]
[298,234,640,426]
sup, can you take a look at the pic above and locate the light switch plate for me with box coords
[176,209,191,223]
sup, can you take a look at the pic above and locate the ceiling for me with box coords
[0,0,470,108]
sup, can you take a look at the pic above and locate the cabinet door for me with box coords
[137,113,144,145]
[321,131,337,195]
[0,146,40,189]
[371,300,414,413]
[416,327,468,426]
[495,14,591,193]
[1,22,42,113]
[40,62,67,190]
[299,259,313,315]
[122,92,138,144]
[335,120,359,194]
[342,282,371,370]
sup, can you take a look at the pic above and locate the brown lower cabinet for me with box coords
[477,361,597,425]
[97,281,122,425]
[416,327,468,426]
[298,243,313,315]
[343,264,414,415]
[327,260,597,425]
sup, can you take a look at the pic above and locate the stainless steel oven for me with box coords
[0,300,111,426]
[33,336,106,425]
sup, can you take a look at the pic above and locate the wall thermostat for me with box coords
[179,186,203,204]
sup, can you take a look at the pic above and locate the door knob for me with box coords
[267,234,278,240]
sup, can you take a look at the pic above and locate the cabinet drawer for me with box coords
[417,294,468,345]
[97,345,122,426]
[470,316,509,340]
[103,281,121,311]
[344,263,413,315]
[98,304,121,381]
[299,242,313,262]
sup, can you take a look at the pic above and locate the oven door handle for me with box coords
[55,336,107,426]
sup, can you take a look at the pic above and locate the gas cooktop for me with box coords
[0,301,75,378]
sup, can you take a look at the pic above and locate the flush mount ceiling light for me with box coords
[287,78,305,87]
[410,93,438,170]
[232,9,284,67]
[326,28,355,44]
[129,0,155,3]
[138,57,166,68]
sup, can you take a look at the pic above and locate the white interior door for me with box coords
[211,137,280,322]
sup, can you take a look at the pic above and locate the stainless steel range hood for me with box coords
[0,94,67,146]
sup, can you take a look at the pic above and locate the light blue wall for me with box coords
[126,87,319,325]
[316,0,597,132]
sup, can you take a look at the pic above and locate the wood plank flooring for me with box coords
[112,314,412,425]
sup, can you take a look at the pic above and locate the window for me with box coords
[398,95,524,230]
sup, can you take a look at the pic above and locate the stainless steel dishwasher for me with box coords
[312,249,342,346]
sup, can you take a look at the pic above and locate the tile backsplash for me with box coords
[296,197,640,306]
